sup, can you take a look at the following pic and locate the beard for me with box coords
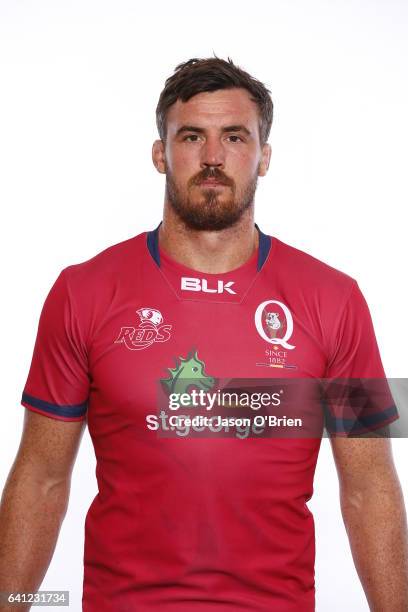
[165,165,259,231]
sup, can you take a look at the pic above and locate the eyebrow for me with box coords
[175,124,252,137]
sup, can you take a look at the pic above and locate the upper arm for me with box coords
[323,280,399,436]
[5,267,90,493]
[329,435,400,499]
[21,268,90,422]
[324,280,402,502]
[9,410,86,489]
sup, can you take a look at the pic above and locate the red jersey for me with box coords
[21,223,398,611]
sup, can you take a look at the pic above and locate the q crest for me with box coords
[254,299,298,370]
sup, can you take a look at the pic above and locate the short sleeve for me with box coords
[21,269,90,421]
[322,280,399,435]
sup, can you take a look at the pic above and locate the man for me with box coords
[0,57,407,611]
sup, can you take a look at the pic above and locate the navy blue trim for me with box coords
[254,223,272,271]
[147,222,162,267]
[146,221,271,271]
[21,392,88,418]
[324,403,399,434]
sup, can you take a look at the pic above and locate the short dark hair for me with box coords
[156,56,273,145]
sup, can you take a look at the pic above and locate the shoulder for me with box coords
[270,235,357,301]
[48,231,149,345]
[61,231,147,290]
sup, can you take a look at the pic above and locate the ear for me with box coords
[258,143,272,177]
[152,139,166,174]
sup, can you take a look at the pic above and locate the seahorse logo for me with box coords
[161,349,216,399]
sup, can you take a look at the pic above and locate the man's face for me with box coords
[153,88,271,231]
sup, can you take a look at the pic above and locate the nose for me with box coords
[200,134,225,168]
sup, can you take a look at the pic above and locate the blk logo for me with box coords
[181,277,236,295]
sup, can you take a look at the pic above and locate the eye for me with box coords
[192,367,198,372]
[183,134,201,142]
[227,135,244,143]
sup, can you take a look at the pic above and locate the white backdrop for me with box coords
[0,1,407,610]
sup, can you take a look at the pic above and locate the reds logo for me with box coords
[115,307,172,351]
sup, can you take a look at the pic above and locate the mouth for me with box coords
[198,179,227,188]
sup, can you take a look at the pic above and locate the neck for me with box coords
[158,204,258,274]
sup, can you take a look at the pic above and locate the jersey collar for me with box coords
[146,221,271,272]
